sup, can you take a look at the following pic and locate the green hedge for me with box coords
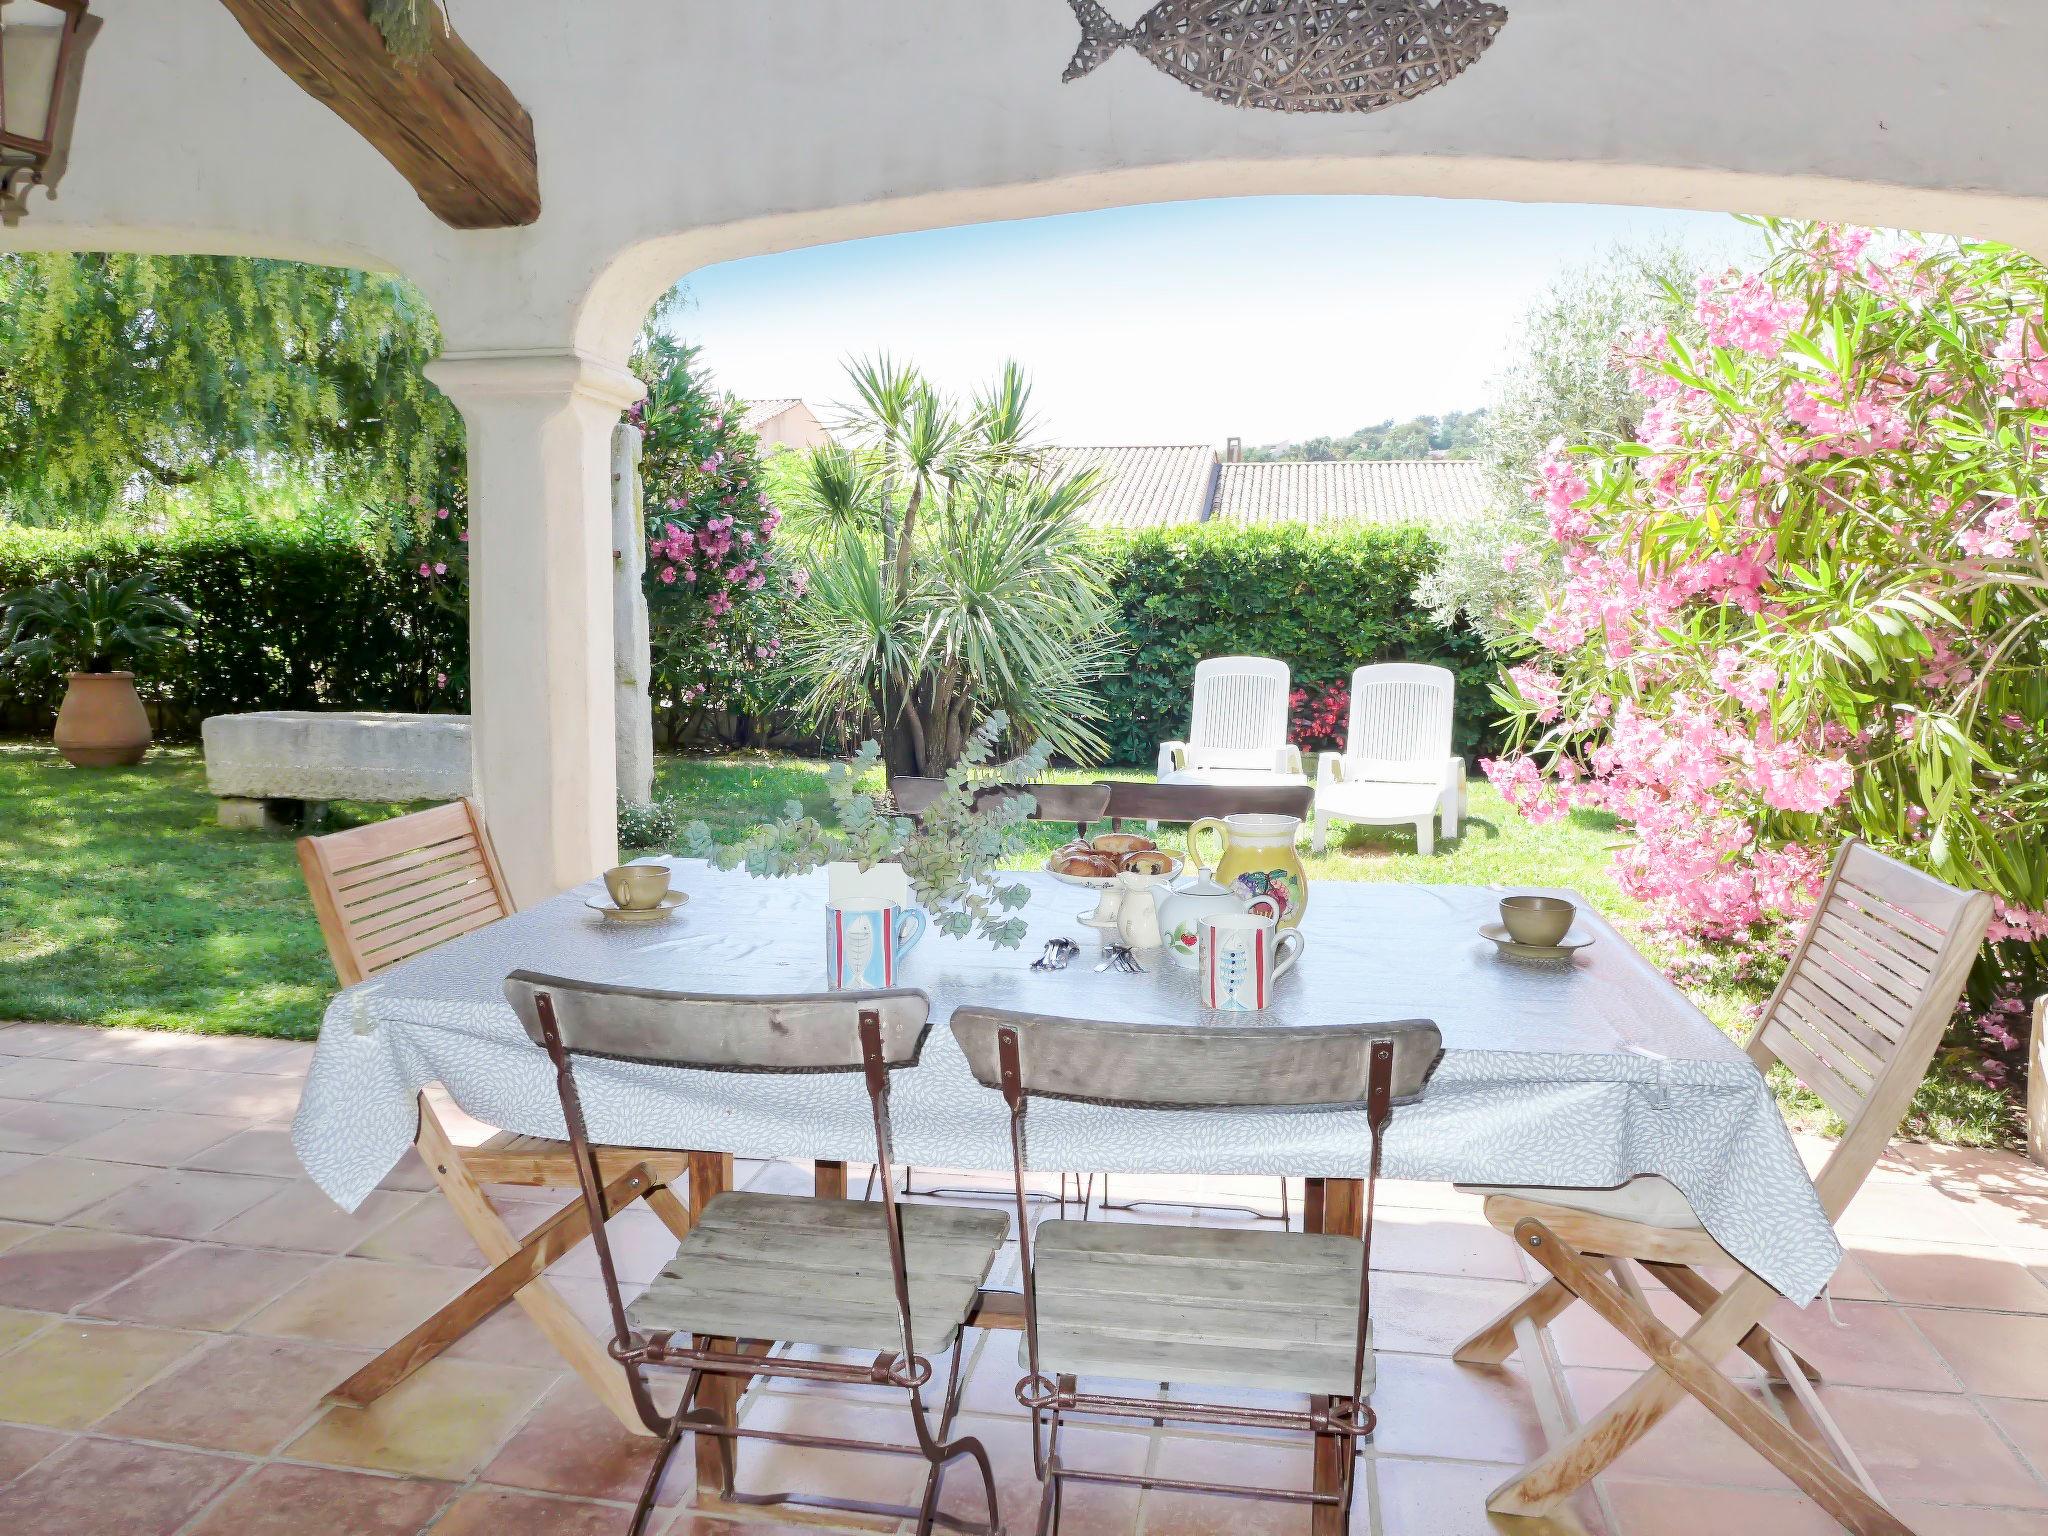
[1,520,1499,765]
[1089,522,1498,765]
[0,524,466,738]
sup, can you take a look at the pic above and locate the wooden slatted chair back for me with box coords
[1749,839,1993,1219]
[1187,655,1291,768]
[298,798,515,987]
[504,972,933,1073]
[1343,663,1454,785]
[1100,779,1314,829]
[951,1007,1440,1111]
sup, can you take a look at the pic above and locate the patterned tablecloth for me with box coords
[293,860,1843,1303]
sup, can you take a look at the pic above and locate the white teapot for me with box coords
[1151,867,1280,968]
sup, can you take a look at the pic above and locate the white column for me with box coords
[610,422,655,809]
[426,350,647,907]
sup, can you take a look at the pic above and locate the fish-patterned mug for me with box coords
[824,903,927,990]
[1196,911,1305,1011]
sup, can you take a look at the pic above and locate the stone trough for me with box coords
[202,710,472,828]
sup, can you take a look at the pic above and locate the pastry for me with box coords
[1090,831,1155,856]
[1051,850,1119,878]
[1120,848,1176,875]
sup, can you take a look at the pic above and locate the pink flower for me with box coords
[434,671,448,688]
[418,563,432,577]
[658,565,678,585]
[435,507,450,520]
[433,562,447,575]
[458,531,469,543]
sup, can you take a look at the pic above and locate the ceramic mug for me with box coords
[1196,910,1305,1011]
[824,903,927,989]
[603,863,671,911]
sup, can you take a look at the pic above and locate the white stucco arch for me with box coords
[12,0,2048,898]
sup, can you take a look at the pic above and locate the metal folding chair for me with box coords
[505,972,1008,1536]
[952,1005,1441,1535]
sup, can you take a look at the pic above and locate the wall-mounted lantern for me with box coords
[2,0,92,224]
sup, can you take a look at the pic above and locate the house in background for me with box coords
[739,398,833,453]
[1048,442,1487,530]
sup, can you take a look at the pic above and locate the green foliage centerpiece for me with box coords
[681,716,1050,949]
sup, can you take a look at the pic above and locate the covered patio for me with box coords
[3,1020,2048,1535]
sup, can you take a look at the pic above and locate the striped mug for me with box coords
[824,902,927,990]
[1196,910,1305,1011]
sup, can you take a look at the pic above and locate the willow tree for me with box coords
[0,251,461,523]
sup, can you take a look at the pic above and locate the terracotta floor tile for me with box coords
[0,1100,137,1156]
[0,1435,242,1536]
[163,1071,304,1120]
[428,1488,635,1536]
[284,1356,556,1480]
[1377,1456,1605,1536]
[183,1461,455,1536]
[376,1148,443,1192]
[442,1274,621,1369]
[1818,1385,2048,1508]
[724,1393,932,1514]
[1958,1191,2048,1254]
[1141,1432,1316,1536]
[1354,1272,1531,1356]
[0,1318,203,1428]
[0,1422,69,1483]
[158,1035,314,1074]
[1851,1237,2048,1312]
[1836,1179,2003,1245]
[1757,1296,1961,1392]
[36,1025,214,1064]
[935,1412,1145,1535]
[74,1166,287,1239]
[62,1110,242,1167]
[0,1218,38,1253]
[1603,1478,1841,1536]
[481,1374,688,1505]
[184,1126,308,1178]
[240,1256,471,1348]
[0,1153,154,1222]
[82,1241,323,1329]
[1369,1211,1527,1281]
[49,1060,223,1109]
[1889,1501,2048,1535]
[1565,1369,1785,1490]
[1983,1396,2048,1480]
[0,1056,117,1099]
[546,1207,686,1286]
[1912,1307,2048,1398]
[1370,1353,1549,1465]
[0,1225,182,1311]
[0,1304,53,1354]
[0,1022,96,1057]
[212,1180,421,1252]
[100,1333,369,1454]
[353,1192,557,1268]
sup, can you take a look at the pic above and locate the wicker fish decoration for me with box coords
[1061,0,1509,115]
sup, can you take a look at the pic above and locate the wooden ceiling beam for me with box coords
[217,0,539,229]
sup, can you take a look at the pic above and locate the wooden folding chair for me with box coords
[1453,840,1993,1534]
[298,799,691,1433]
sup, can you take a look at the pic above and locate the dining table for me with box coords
[291,856,1842,1528]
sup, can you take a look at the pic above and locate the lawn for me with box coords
[0,741,2014,1145]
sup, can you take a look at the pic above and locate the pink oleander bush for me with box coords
[1484,220,2048,1105]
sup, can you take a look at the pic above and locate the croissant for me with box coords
[1051,850,1120,878]
[1120,849,1176,875]
[1090,832,1156,856]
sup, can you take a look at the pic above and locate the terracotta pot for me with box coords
[53,672,152,767]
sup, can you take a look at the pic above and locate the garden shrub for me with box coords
[0,522,466,737]
[1087,521,1498,766]
[1485,220,2048,1106]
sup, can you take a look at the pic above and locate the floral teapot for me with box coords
[1151,866,1280,968]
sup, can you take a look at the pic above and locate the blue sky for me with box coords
[675,196,1755,449]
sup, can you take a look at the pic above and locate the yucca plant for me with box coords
[779,357,1118,775]
[1,569,194,676]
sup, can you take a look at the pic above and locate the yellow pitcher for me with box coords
[1189,813,1309,929]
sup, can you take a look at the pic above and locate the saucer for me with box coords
[587,891,688,923]
[1479,921,1593,959]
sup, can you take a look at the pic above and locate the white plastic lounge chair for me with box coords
[1156,655,1307,788]
[1311,663,1462,855]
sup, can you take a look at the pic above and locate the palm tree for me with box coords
[779,358,1117,775]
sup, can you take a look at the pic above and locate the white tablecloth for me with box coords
[293,861,1842,1303]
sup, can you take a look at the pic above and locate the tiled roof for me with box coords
[1211,459,1487,528]
[1049,447,1487,529]
[1048,445,1219,529]
[738,398,804,431]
